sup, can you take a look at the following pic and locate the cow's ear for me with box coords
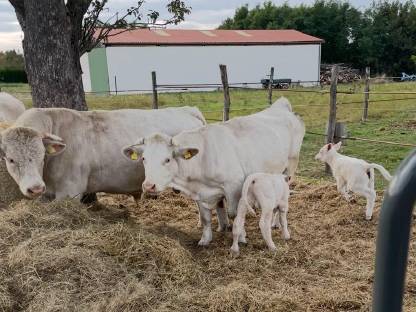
[42,133,66,156]
[327,143,332,151]
[122,145,143,161]
[173,148,199,160]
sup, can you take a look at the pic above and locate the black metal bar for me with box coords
[372,149,416,312]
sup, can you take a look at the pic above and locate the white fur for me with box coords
[315,142,392,220]
[230,173,290,255]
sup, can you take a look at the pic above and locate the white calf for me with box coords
[231,173,290,255]
[315,142,392,220]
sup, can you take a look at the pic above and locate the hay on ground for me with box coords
[0,160,23,207]
[0,179,414,312]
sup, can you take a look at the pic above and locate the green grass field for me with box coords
[1,81,415,189]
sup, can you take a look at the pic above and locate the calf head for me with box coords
[0,127,66,198]
[123,133,198,194]
[314,141,342,162]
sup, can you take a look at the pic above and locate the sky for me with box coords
[0,0,385,52]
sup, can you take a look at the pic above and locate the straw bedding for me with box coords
[0,179,414,311]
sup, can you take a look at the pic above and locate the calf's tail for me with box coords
[369,163,392,181]
[241,175,257,216]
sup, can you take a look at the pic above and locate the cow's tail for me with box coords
[369,163,392,181]
[241,175,257,216]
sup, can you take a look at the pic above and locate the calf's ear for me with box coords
[43,133,66,156]
[334,141,342,150]
[173,148,199,160]
[122,145,144,161]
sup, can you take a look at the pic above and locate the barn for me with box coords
[80,29,324,93]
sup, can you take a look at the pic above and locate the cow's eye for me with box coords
[142,157,145,161]
[165,158,170,164]
[8,158,14,164]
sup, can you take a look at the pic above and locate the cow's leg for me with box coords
[279,202,290,240]
[215,199,229,232]
[230,199,247,256]
[225,185,242,218]
[197,202,213,246]
[259,208,276,252]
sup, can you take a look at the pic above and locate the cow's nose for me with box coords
[143,182,156,193]
[27,185,46,196]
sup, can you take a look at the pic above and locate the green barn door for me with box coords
[88,48,110,93]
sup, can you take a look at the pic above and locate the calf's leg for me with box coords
[353,186,376,220]
[279,202,290,240]
[259,208,276,252]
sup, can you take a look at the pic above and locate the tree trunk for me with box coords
[12,0,87,110]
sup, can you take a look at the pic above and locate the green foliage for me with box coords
[219,0,416,75]
[0,50,27,83]
[0,50,25,70]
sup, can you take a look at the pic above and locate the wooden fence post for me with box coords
[268,66,274,105]
[220,64,231,121]
[326,65,339,174]
[362,67,370,121]
[151,71,158,109]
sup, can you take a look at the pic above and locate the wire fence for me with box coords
[1,65,415,179]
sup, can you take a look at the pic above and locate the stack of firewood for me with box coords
[320,64,362,84]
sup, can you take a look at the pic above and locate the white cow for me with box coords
[0,92,25,122]
[231,173,290,256]
[123,97,305,246]
[0,106,205,199]
[315,142,392,220]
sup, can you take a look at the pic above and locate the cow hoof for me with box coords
[198,239,211,247]
[365,215,373,221]
[283,233,291,240]
[230,248,240,257]
[271,224,281,230]
[268,246,277,253]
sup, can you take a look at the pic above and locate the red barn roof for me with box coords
[104,29,324,46]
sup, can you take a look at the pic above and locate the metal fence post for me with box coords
[114,75,118,95]
[151,71,158,109]
[268,66,274,105]
[326,65,338,174]
[362,67,370,121]
[372,149,416,312]
[220,64,230,121]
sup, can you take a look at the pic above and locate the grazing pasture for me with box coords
[0,81,415,311]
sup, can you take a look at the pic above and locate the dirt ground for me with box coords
[0,180,414,311]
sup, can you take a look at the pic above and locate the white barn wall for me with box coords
[80,54,92,92]
[105,44,320,92]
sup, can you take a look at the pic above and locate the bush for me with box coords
[0,69,27,83]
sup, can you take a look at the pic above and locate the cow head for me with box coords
[0,127,66,198]
[314,141,342,162]
[122,133,198,195]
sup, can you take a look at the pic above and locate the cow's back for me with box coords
[0,92,25,122]
[175,105,304,181]
[15,107,205,195]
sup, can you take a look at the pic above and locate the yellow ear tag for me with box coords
[46,145,56,154]
[130,151,138,160]
[183,151,192,159]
